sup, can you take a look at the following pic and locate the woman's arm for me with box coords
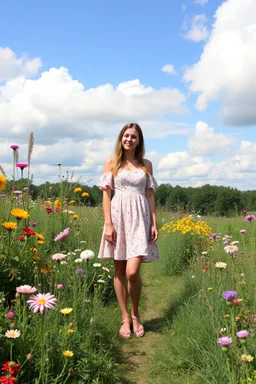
[145,160,158,243]
[102,159,116,244]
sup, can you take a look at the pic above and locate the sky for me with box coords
[1,0,256,190]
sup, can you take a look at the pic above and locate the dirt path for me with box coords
[121,262,184,384]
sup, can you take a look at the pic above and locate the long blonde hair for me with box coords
[111,123,148,175]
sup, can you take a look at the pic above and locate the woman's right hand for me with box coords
[104,223,116,244]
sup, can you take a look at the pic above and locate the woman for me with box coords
[98,123,160,339]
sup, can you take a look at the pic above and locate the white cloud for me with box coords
[0,47,42,82]
[194,0,208,5]
[183,14,209,42]
[0,67,187,147]
[184,0,256,125]
[161,64,176,74]
[188,121,236,155]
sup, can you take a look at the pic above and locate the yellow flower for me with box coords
[55,199,61,206]
[67,329,75,334]
[11,208,29,220]
[30,247,40,261]
[63,350,74,357]
[69,200,75,204]
[60,308,73,315]
[72,214,78,220]
[0,174,7,190]
[82,192,89,197]
[74,188,82,193]
[241,354,254,362]
[2,222,17,231]
[35,233,45,241]
[37,240,44,245]
[207,287,213,291]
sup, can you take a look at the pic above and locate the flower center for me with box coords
[37,298,47,305]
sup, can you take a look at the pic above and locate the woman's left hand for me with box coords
[149,225,158,243]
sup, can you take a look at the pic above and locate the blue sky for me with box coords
[0,0,256,190]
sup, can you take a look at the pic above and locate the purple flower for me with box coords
[75,268,86,275]
[211,233,217,239]
[29,221,37,227]
[236,330,249,339]
[16,163,29,170]
[10,144,19,150]
[223,291,237,301]
[245,215,256,222]
[54,227,70,241]
[218,336,233,346]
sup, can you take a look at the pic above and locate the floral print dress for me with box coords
[98,168,160,263]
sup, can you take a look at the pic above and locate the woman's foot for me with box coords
[119,320,132,339]
[131,315,145,338]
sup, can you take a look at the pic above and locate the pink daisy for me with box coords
[16,285,37,294]
[27,293,57,314]
[52,253,67,261]
[224,245,238,254]
[54,227,70,241]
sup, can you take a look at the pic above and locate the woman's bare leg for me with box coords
[114,260,131,337]
[126,257,144,336]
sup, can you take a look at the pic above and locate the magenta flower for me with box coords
[29,221,37,227]
[54,227,70,241]
[211,233,217,239]
[16,163,29,171]
[6,311,15,319]
[223,291,237,301]
[57,284,64,289]
[27,293,57,314]
[10,144,19,150]
[236,330,249,339]
[243,209,248,213]
[224,245,238,254]
[218,336,233,346]
[16,285,37,294]
[245,215,256,222]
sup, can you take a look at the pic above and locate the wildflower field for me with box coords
[1,139,256,383]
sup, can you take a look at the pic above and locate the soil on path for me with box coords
[121,262,183,384]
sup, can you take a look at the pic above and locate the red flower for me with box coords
[22,228,36,236]
[17,235,26,241]
[0,375,18,383]
[200,266,209,271]
[45,207,53,214]
[2,361,20,375]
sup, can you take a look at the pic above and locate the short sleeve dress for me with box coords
[98,168,160,263]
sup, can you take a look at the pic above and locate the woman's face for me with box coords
[121,128,139,151]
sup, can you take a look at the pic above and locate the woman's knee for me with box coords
[126,268,140,281]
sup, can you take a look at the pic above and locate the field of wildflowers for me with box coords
[153,213,256,384]
[0,140,122,384]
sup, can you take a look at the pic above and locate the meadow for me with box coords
[1,142,256,384]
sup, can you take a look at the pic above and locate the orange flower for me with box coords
[11,208,29,220]
[0,174,7,190]
[74,188,82,193]
[82,192,89,197]
[2,222,17,231]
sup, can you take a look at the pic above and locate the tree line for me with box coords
[7,180,256,216]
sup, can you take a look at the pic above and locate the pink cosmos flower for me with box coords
[10,144,19,150]
[236,330,249,339]
[54,227,70,241]
[16,285,37,294]
[16,163,29,171]
[224,245,238,254]
[240,229,246,234]
[52,253,67,261]
[27,293,57,314]
[217,336,233,346]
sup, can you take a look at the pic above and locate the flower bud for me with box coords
[6,311,15,319]
[26,353,33,360]
[10,322,16,329]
